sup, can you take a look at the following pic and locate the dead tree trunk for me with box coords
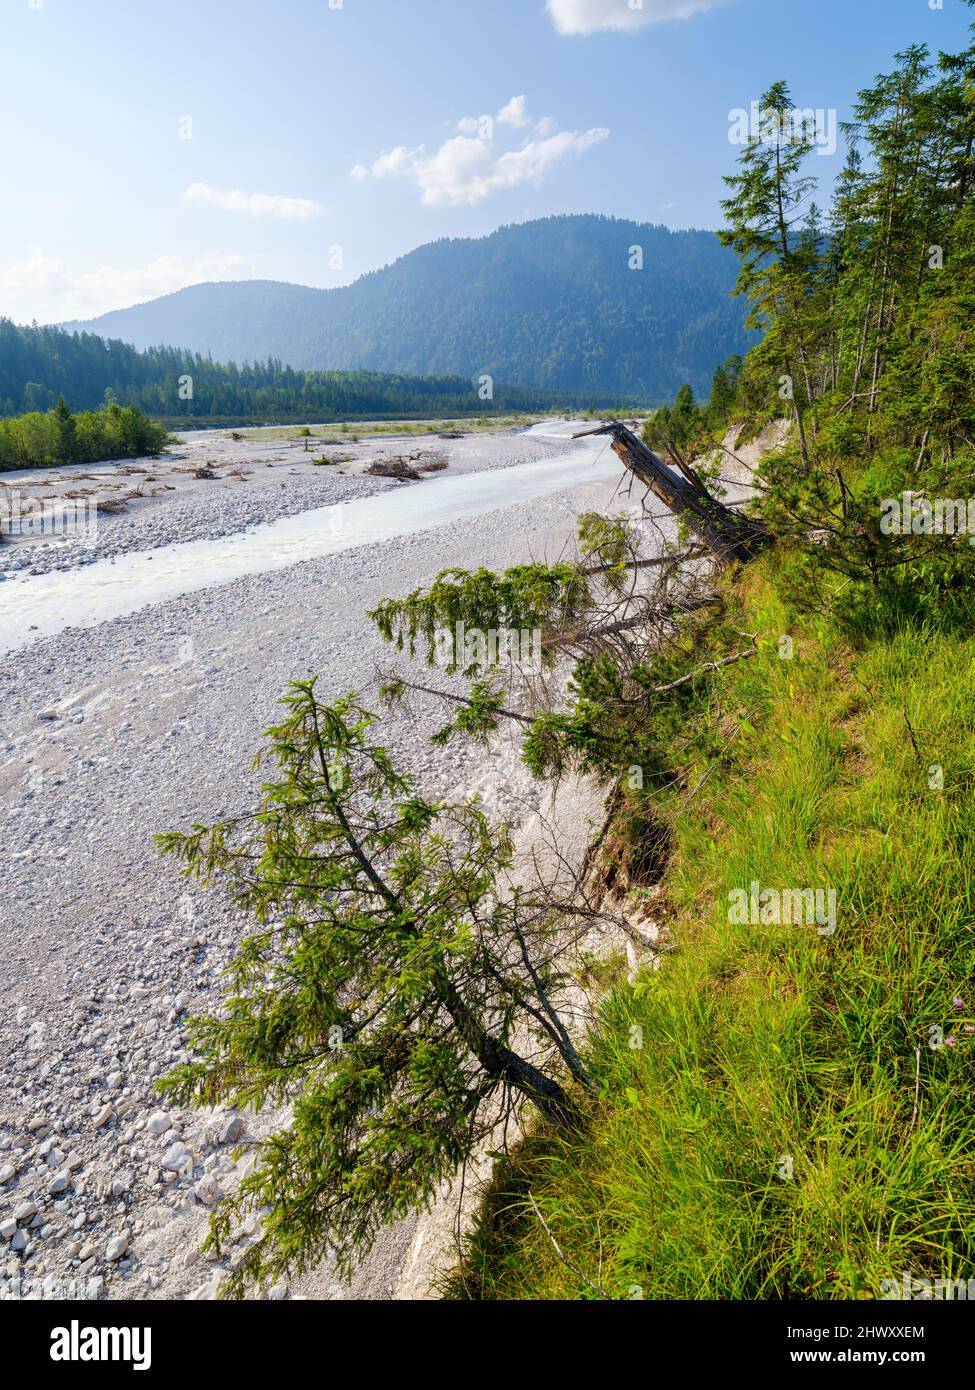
[575,422,772,565]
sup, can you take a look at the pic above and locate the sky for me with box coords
[1,0,972,325]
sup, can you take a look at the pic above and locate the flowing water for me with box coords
[0,423,619,656]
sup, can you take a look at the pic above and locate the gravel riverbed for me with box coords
[0,424,574,579]
[0,426,636,1302]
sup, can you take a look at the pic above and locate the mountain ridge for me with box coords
[59,215,755,401]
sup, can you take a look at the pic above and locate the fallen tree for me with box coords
[573,420,772,565]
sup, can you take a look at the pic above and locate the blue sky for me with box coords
[1,0,972,324]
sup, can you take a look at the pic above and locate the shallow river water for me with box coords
[0,424,619,656]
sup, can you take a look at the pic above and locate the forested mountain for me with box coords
[0,318,627,423]
[59,216,755,400]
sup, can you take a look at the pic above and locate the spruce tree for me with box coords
[157,683,595,1293]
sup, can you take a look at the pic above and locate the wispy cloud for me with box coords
[0,247,256,322]
[183,182,324,220]
[547,0,724,35]
[351,96,608,207]
[0,248,66,295]
[372,147,425,179]
[497,95,530,129]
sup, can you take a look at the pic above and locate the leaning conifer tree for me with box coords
[156,682,594,1296]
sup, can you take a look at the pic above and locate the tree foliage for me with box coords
[646,19,975,634]
[0,318,637,425]
[0,396,169,470]
[157,684,599,1294]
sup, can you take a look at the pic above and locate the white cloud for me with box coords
[0,248,65,293]
[370,146,424,179]
[436,128,609,207]
[547,0,723,35]
[351,104,608,207]
[456,98,529,138]
[411,137,495,206]
[497,95,530,129]
[0,247,257,323]
[183,182,324,220]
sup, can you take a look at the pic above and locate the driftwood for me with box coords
[575,421,772,565]
[367,449,448,481]
[366,458,423,481]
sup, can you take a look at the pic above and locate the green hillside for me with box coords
[59,216,756,401]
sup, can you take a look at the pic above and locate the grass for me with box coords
[237,415,542,443]
[447,558,975,1301]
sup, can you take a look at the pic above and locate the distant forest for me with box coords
[60,216,755,402]
[0,319,643,426]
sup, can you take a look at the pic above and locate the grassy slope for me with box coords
[449,553,975,1300]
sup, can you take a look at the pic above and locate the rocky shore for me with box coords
[0,423,572,580]
[0,425,632,1301]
